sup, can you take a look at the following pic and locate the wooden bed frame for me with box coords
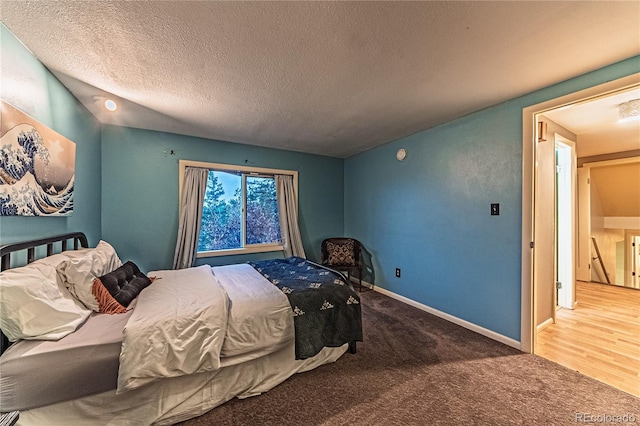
[0,232,89,355]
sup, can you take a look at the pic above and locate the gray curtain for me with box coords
[275,175,306,258]
[173,167,209,269]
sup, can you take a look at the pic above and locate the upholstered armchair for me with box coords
[321,238,364,291]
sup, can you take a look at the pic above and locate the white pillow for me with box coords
[35,248,93,268]
[57,241,122,311]
[0,259,92,342]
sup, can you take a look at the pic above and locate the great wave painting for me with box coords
[0,101,75,216]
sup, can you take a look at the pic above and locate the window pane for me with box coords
[198,171,242,251]
[246,176,281,245]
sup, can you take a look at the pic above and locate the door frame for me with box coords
[520,73,640,353]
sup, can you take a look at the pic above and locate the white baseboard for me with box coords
[536,317,554,333]
[354,279,522,350]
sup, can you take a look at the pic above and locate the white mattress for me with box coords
[0,310,133,411]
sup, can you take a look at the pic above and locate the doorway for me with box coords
[555,136,576,310]
[520,72,640,353]
[522,74,640,395]
[530,125,578,333]
[582,158,640,288]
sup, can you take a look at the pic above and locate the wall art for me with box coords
[0,101,76,216]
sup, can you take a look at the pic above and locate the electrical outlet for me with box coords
[395,268,401,278]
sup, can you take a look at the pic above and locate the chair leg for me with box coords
[356,268,364,291]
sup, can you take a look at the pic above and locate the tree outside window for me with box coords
[198,171,281,252]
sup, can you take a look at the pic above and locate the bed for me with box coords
[0,233,362,425]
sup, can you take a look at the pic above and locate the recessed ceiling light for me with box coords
[104,99,118,112]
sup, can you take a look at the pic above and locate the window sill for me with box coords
[197,244,284,258]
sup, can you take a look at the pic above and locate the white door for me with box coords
[555,136,576,310]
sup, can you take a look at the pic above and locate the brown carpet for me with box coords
[180,289,640,425]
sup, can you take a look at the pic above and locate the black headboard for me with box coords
[0,232,89,354]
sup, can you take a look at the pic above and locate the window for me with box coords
[197,171,282,252]
[245,175,281,245]
[179,161,297,257]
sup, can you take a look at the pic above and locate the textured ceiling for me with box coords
[1,1,639,158]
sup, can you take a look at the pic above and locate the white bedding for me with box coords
[117,265,229,393]
[9,262,350,425]
[213,263,294,361]
[117,264,297,393]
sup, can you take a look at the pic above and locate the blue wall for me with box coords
[0,24,102,247]
[345,56,640,341]
[101,125,344,272]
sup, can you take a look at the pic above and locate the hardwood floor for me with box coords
[536,281,640,398]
